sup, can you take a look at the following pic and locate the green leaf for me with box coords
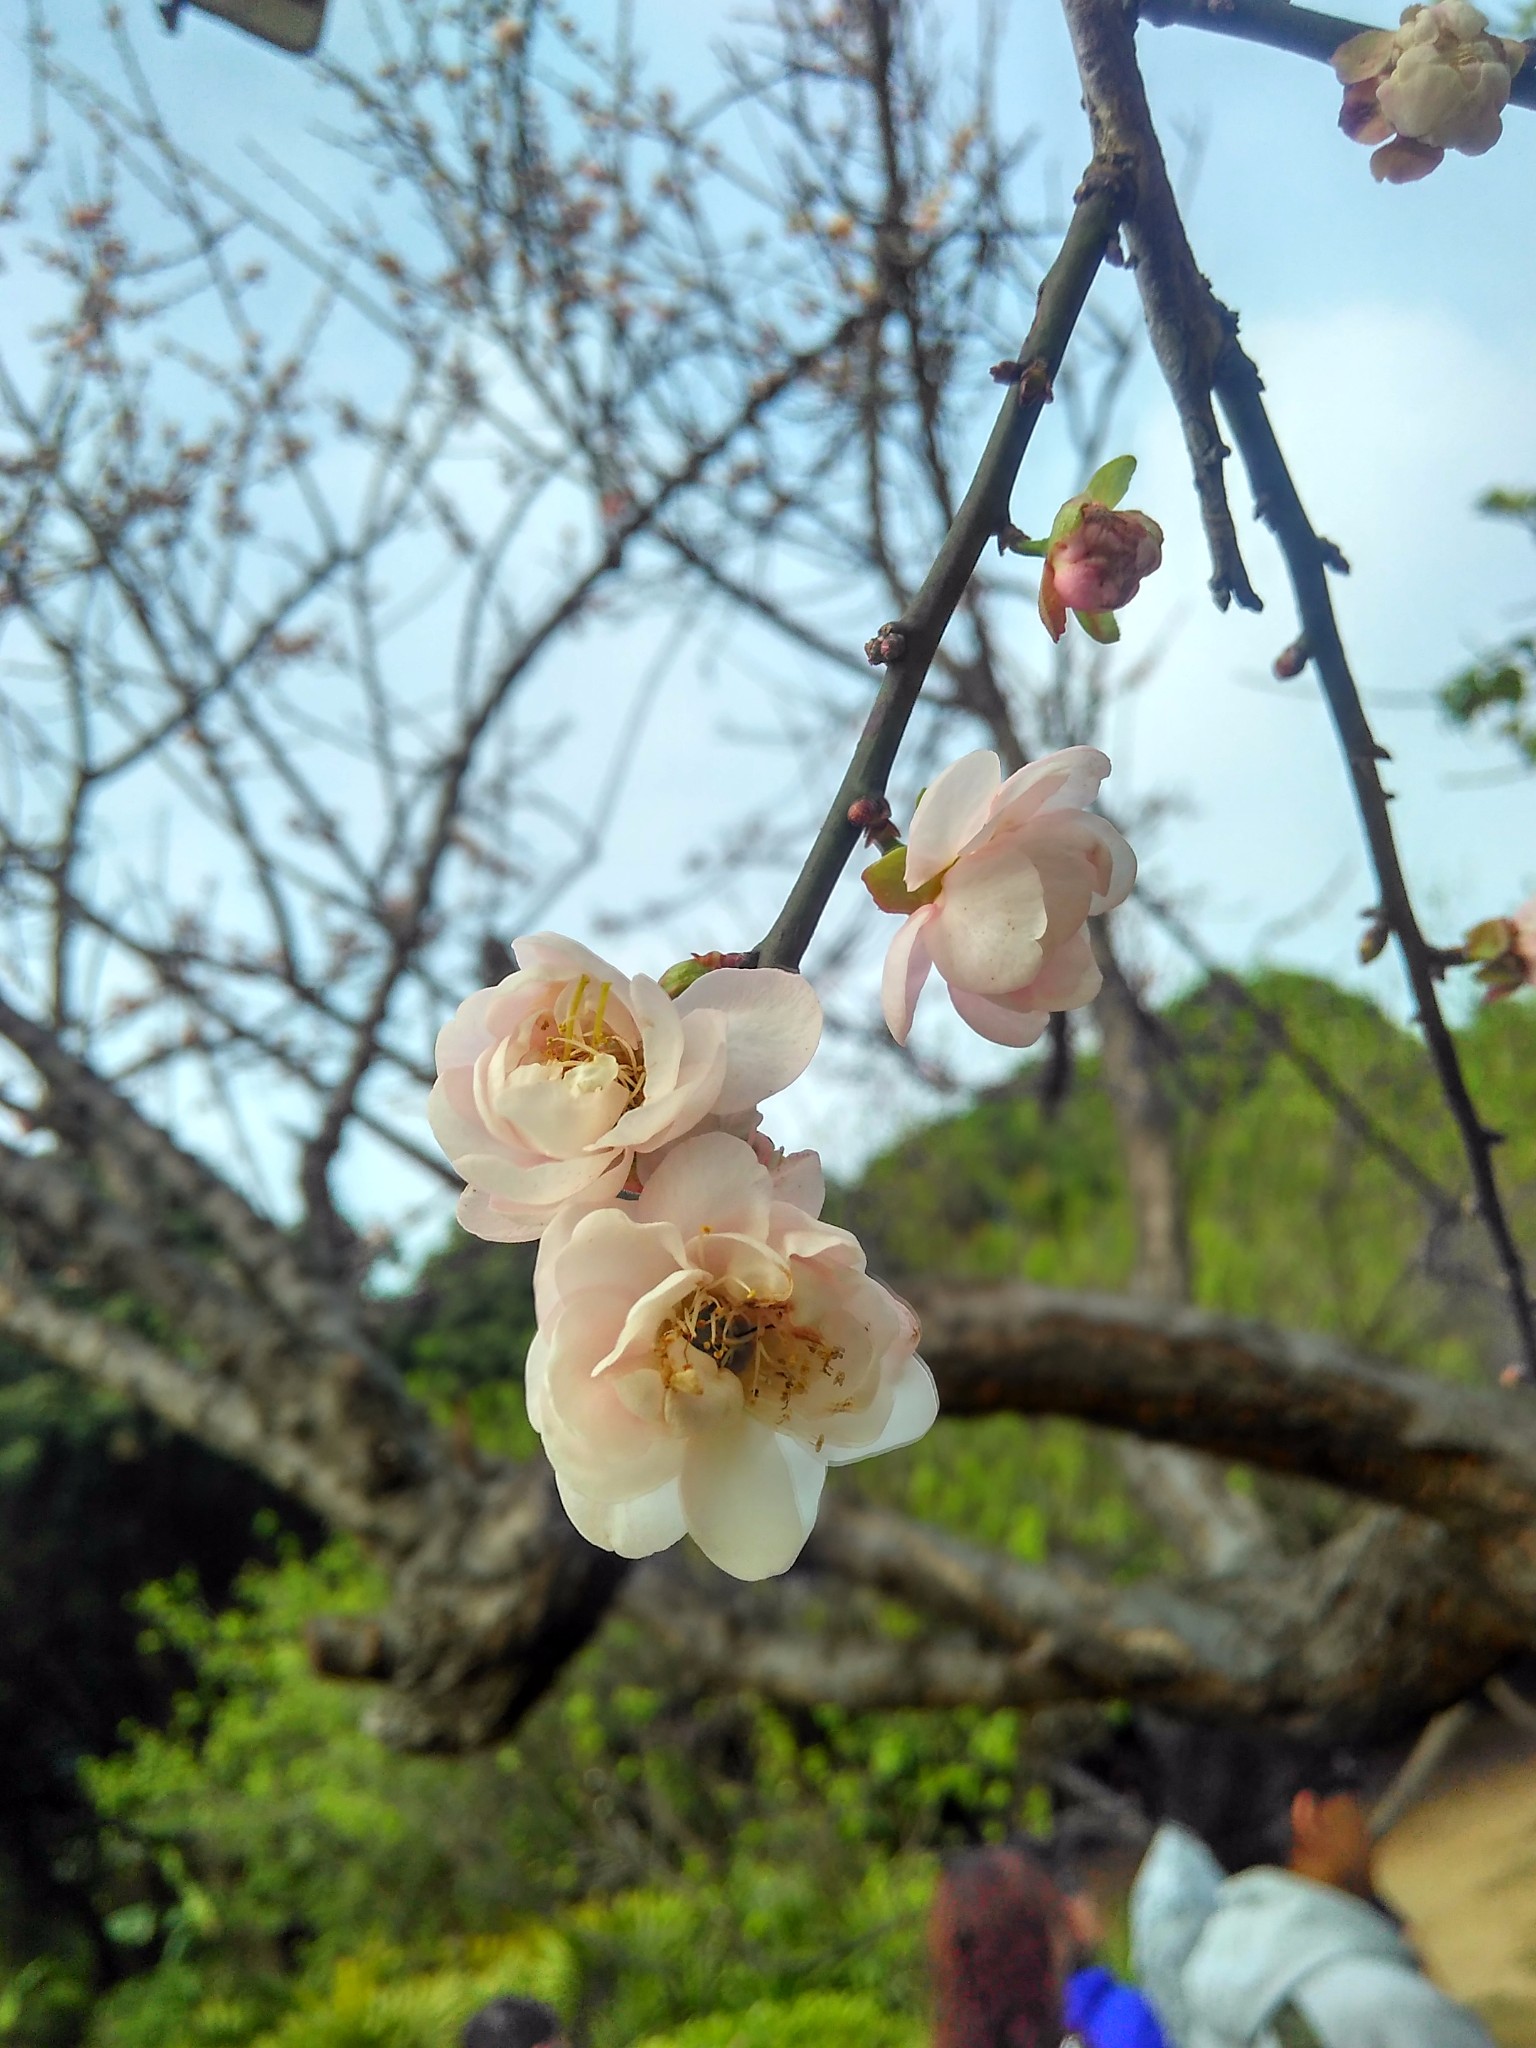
[1084,453,1136,508]
[1074,608,1120,644]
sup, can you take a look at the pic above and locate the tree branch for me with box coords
[1060,0,1261,612]
[1140,0,1536,113]
[1061,0,1536,1381]
[628,1500,1525,1736]
[918,1281,1536,1586]
[1209,345,1536,1382]
[753,155,1132,970]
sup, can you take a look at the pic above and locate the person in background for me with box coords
[461,1993,568,2048]
[929,1842,1067,2048]
[1129,1741,1495,2048]
[1046,1814,1171,2048]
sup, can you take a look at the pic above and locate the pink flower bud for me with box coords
[1039,506,1163,644]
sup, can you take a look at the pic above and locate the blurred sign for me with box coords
[159,0,328,55]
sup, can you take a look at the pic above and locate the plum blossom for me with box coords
[1023,457,1162,645]
[1333,3,1526,183]
[867,747,1135,1048]
[430,933,821,1242]
[525,1131,937,1580]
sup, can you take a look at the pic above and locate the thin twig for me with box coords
[1061,0,1261,614]
[1140,0,1536,113]
[754,159,1132,970]
[1212,342,1536,1381]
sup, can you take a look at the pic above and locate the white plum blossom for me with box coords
[1334,3,1526,183]
[868,747,1135,1048]
[525,1131,937,1580]
[430,933,822,1242]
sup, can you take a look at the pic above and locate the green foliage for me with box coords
[1438,487,1536,767]
[630,1990,925,2048]
[18,971,1536,2047]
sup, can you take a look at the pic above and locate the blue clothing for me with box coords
[1065,1964,1172,2048]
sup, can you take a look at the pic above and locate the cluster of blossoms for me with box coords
[431,933,937,1579]
[1333,2,1527,183]
[430,743,1136,1577]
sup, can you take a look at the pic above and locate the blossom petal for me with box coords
[591,1268,706,1376]
[456,1154,630,1243]
[607,1009,728,1150]
[824,1353,938,1464]
[673,967,823,1115]
[1332,26,1397,82]
[428,1068,507,1164]
[540,1352,688,1503]
[434,980,522,1069]
[992,745,1111,826]
[904,750,1002,889]
[881,906,936,1045]
[635,1129,773,1242]
[556,1472,689,1558]
[509,930,625,988]
[453,1145,616,1205]
[680,1419,825,1579]
[768,1148,825,1217]
[1080,813,1137,914]
[946,984,1050,1048]
[924,839,1049,997]
[629,972,685,1100]
[548,1208,692,1327]
[1015,925,1103,1011]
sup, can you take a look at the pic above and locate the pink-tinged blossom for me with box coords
[871,747,1135,1049]
[1333,3,1526,182]
[430,934,821,1243]
[525,1132,937,1580]
[1031,457,1163,646]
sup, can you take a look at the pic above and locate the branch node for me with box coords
[863,622,907,666]
[1273,636,1309,679]
[1319,537,1351,574]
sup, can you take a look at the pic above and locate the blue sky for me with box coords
[5,0,1535,1216]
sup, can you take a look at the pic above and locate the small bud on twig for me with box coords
[864,622,907,666]
[1273,637,1309,679]
[1359,909,1391,964]
[847,794,899,850]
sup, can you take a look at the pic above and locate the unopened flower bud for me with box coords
[1031,457,1163,645]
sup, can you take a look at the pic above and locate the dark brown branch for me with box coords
[1209,347,1536,1383]
[753,156,1133,970]
[919,1280,1536,1593]
[1141,0,1536,113]
[628,1502,1525,1736]
[1060,0,1261,613]
[1062,0,1536,1381]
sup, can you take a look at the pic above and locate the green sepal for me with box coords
[1047,495,1087,547]
[861,843,942,915]
[658,958,715,998]
[1074,608,1120,645]
[1463,916,1515,963]
[1084,453,1136,508]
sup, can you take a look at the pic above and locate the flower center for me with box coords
[657,1285,849,1439]
[532,976,645,1104]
